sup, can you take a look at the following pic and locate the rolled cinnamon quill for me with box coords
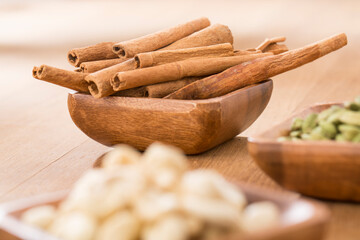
[80,58,129,73]
[234,49,262,55]
[112,17,210,57]
[32,66,38,78]
[68,42,119,67]
[134,43,234,68]
[144,77,202,98]
[263,43,288,55]
[33,65,89,92]
[256,36,286,51]
[111,53,271,92]
[161,24,233,51]
[113,77,201,98]
[88,44,234,98]
[166,33,347,100]
[86,59,137,98]
[112,86,146,98]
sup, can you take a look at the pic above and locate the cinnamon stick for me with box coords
[33,65,89,92]
[32,66,38,78]
[263,43,288,55]
[161,24,233,51]
[86,59,137,98]
[165,33,347,100]
[256,36,286,51]
[134,43,234,68]
[144,77,202,98]
[113,77,202,98]
[111,53,271,92]
[67,42,119,67]
[80,58,129,73]
[233,49,262,55]
[87,44,234,98]
[112,86,146,98]
[112,17,210,57]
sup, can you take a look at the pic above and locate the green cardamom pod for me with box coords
[345,101,360,111]
[300,133,311,140]
[302,113,318,133]
[319,121,337,139]
[338,124,360,141]
[290,130,301,138]
[318,105,341,121]
[291,118,303,131]
[309,126,327,140]
[283,96,360,143]
[338,110,360,126]
[353,133,360,143]
[335,134,347,142]
[326,109,346,124]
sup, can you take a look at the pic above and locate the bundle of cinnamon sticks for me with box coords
[33,17,347,100]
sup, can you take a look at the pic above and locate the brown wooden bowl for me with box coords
[0,183,330,240]
[248,103,360,202]
[67,80,273,154]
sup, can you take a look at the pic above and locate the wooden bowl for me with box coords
[67,80,273,154]
[248,103,360,202]
[0,184,330,240]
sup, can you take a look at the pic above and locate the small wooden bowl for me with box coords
[67,80,273,154]
[0,184,330,240]
[248,103,360,202]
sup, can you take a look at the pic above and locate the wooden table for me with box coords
[0,1,359,239]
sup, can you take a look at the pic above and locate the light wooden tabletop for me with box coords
[0,1,359,239]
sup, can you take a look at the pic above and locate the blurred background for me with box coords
[2,0,359,50]
[1,0,360,135]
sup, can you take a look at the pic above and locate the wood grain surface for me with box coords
[1,1,360,239]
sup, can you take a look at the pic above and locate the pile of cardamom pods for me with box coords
[279,96,360,142]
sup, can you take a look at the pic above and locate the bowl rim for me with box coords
[248,101,360,149]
